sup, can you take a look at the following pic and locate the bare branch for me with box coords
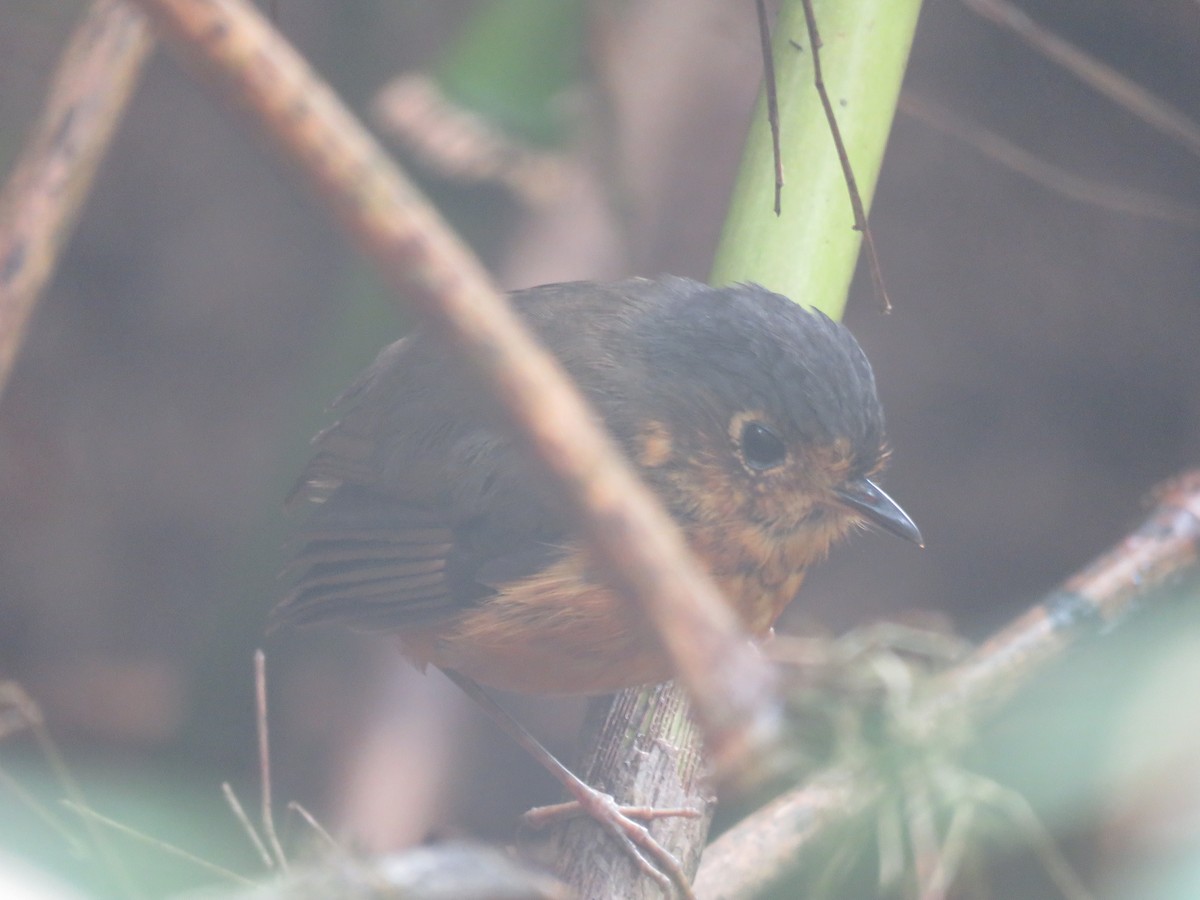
[963,0,1200,158]
[0,0,153,398]
[900,92,1200,229]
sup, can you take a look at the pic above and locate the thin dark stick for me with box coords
[755,0,784,215]
[798,0,892,312]
[900,92,1200,229]
[962,0,1200,159]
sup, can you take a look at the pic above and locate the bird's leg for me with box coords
[441,668,699,899]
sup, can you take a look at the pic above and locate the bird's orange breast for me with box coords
[400,519,822,695]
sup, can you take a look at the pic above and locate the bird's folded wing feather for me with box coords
[274,336,569,632]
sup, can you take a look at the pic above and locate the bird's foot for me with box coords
[523,793,700,899]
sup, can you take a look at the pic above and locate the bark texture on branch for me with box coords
[550,682,713,897]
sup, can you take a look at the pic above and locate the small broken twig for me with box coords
[797,0,892,312]
[755,0,785,215]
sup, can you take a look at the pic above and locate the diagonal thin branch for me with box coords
[900,92,1200,229]
[754,0,784,215]
[694,470,1200,898]
[797,0,892,313]
[123,0,782,779]
[0,0,154,399]
[963,0,1200,159]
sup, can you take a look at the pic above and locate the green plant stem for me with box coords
[710,0,924,319]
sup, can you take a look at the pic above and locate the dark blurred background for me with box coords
[0,1,1198,897]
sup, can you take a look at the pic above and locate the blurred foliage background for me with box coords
[0,1,1198,897]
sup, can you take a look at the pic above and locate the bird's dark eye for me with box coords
[740,421,786,470]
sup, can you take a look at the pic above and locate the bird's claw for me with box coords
[523,791,700,899]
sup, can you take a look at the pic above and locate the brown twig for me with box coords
[962,0,1200,160]
[0,0,153,399]
[754,0,784,215]
[124,0,781,783]
[694,470,1200,898]
[900,92,1200,229]
[912,471,1200,737]
[797,0,892,313]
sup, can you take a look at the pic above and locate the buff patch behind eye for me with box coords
[636,420,674,468]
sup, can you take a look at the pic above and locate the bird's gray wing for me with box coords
[274,334,570,632]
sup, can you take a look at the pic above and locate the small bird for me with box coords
[274,276,920,692]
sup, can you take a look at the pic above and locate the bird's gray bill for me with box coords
[834,478,923,546]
